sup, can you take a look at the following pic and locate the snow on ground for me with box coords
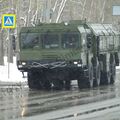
[116,65,120,70]
[0,56,27,83]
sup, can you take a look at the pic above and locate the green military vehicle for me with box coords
[17,20,120,90]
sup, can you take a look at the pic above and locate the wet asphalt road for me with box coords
[0,69,120,120]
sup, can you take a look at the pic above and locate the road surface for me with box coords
[0,67,120,120]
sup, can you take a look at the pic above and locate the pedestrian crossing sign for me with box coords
[2,14,16,29]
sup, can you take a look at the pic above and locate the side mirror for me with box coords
[87,35,92,48]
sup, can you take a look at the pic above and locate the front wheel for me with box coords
[52,80,64,90]
[88,64,94,88]
[27,71,42,89]
[93,61,101,87]
[65,80,71,90]
[110,58,116,84]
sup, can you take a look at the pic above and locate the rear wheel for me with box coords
[100,70,111,85]
[100,69,111,86]
[110,56,116,84]
[107,71,111,84]
[93,61,101,87]
[88,63,94,88]
[77,77,86,89]
[78,63,94,89]
[100,54,112,85]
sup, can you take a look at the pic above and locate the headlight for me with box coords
[77,64,82,67]
[74,61,78,65]
[22,62,26,65]
[18,65,22,68]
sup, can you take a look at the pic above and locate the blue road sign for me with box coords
[2,14,16,28]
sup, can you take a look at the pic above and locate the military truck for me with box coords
[17,20,120,90]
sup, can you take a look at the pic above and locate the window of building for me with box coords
[113,6,120,15]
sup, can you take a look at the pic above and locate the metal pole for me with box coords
[7,29,13,79]
[0,28,4,65]
[8,29,10,79]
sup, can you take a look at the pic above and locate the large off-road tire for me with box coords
[77,77,87,89]
[110,56,116,84]
[93,61,101,87]
[114,52,119,66]
[77,63,94,89]
[42,78,51,90]
[52,80,64,90]
[27,71,42,89]
[110,64,116,84]
[41,72,51,90]
[88,63,94,88]
[100,71,111,85]
[64,80,71,90]
[100,55,111,85]
[101,54,116,85]
[28,71,51,90]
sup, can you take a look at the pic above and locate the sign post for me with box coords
[2,14,16,79]
[8,29,10,79]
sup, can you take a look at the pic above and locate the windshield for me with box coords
[62,33,79,48]
[20,33,79,49]
[21,33,39,49]
[41,34,59,49]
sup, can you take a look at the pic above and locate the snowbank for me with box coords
[116,65,120,70]
[0,56,27,83]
